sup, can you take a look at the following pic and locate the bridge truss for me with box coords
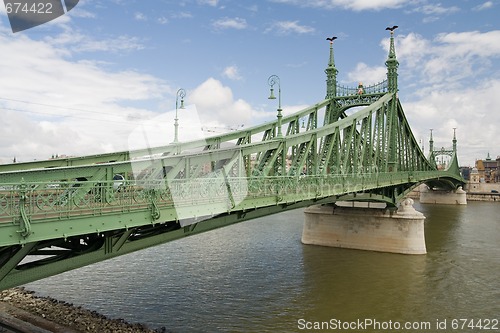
[0,30,464,290]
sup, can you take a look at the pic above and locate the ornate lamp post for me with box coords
[267,75,283,138]
[173,88,186,143]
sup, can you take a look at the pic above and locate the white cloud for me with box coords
[338,0,408,11]
[266,21,315,35]
[157,16,168,24]
[404,79,500,166]
[409,3,460,23]
[434,31,500,58]
[189,78,254,126]
[127,104,208,150]
[172,12,193,19]
[68,7,96,19]
[391,30,500,166]
[270,0,408,11]
[187,78,303,133]
[134,12,147,21]
[473,1,494,11]
[0,31,168,163]
[222,65,242,80]
[388,32,430,66]
[346,63,386,85]
[280,104,310,117]
[343,30,500,166]
[45,32,145,53]
[212,17,247,30]
[395,31,500,89]
[198,0,219,6]
[412,3,460,15]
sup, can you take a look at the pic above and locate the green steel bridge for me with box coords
[0,31,464,291]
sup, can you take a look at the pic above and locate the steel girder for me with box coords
[0,89,465,291]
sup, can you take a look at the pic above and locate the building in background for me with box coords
[466,153,500,193]
[475,153,498,183]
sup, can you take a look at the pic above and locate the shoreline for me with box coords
[466,192,500,202]
[0,288,169,333]
[408,189,500,202]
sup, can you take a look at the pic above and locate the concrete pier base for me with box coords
[302,198,426,254]
[420,186,467,205]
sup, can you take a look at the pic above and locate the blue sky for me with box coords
[0,0,499,166]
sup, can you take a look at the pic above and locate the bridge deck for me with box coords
[0,169,461,247]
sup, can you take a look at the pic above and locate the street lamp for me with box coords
[267,74,283,138]
[173,88,186,143]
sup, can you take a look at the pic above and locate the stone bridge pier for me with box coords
[302,198,427,254]
[419,186,467,205]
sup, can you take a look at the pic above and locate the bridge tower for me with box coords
[323,37,342,126]
[385,28,399,94]
[420,129,467,204]
[303,27,427,255]
[429,129,434,161]
[386,27,400,172]
[325,37,338,99]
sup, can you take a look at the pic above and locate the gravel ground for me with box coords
[0,288,170,333]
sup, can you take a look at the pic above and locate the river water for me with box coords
[25,201,499,332]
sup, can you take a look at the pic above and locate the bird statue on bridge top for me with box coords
[385,25,398,33]
[326,36,337,44]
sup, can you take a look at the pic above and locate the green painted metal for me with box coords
[0,29,465,290]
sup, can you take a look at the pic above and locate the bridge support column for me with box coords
[302,199,426,254]
[419,186,467,205]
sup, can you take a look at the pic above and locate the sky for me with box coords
[0,0,499,167]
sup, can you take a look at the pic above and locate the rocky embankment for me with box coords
[0,288,169,333]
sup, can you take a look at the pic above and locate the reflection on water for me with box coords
[26,201,499,332]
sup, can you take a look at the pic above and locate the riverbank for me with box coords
[0,288,168,333]
[466,192,500,202]
[408,186,500,202]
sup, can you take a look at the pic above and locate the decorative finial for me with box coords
[326,36,337,45]
[326,36,337,67]
[385,25,399,93]
[386,25,398,58]
[325,36,338,99]
[385,25,398,35]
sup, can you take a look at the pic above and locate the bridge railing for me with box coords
[0,170,456,226]
[336,80,388,96]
